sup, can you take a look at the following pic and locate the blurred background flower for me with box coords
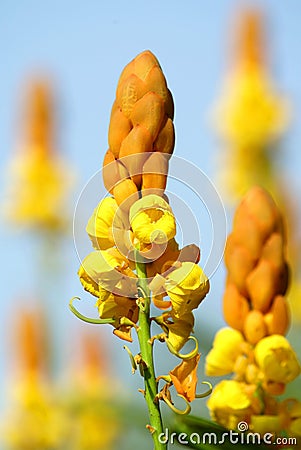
[1,1,301,449]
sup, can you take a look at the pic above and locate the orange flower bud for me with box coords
[130,91,165,140]
[130,50,159,81]
[153,117,175,155]
[223,283,250,331]
[113,178,139,212]
[141,152,168,196]
[232,211,264,260]
[102,149,121,193]
[261,232,286,272]
[264,295,290,335]
[225,237,255,295]
[243,310,267,344]
[116,73,147,118]
[240,186,281,239]
[246,259,277,312]
[108,102,132,158]
[119,125,152,187]
[144,64,171,114]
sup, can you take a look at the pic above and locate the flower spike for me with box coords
[195,381,213,398]
[162,393,191,415]
[165,335,199,360]
[69,297,115,325]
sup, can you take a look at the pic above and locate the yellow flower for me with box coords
[78,249,137,298]
[129,194,176,245]
[169,354,200,402]
[254,335,301,384]
[165,262,209,318]
[207,380,252,429]
[150,262,209,319]
[205,328,244,376]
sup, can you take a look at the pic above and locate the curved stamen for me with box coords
[195,381,213,398]
[69,296,115,325]
[165,336,199,360]
[123,345,137,374]
[162,393,191,415]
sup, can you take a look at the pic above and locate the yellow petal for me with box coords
[205,328,244,376]
[86,197,118,250]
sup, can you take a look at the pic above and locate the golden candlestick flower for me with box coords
[205,186,300,437]
[71,50,211,450]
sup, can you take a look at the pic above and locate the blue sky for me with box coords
[1,0,301,440]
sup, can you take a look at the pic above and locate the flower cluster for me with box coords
[205,186,301,437]
[74,51,211,426]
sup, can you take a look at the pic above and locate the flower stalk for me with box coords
[135,251,166,450]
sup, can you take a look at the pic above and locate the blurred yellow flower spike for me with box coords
[214,70,289,150]
[206,184,300,437]
[211,9,290,202]
[224,186,289,344]
[130,194,176,245]
[3,79,73,231]
[169,354,200,403]
[14,309,48,378]
[255,335,301,384]
[1,380,68,450]
[205,328,244,376]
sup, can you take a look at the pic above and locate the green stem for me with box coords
[136,252,167,450]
